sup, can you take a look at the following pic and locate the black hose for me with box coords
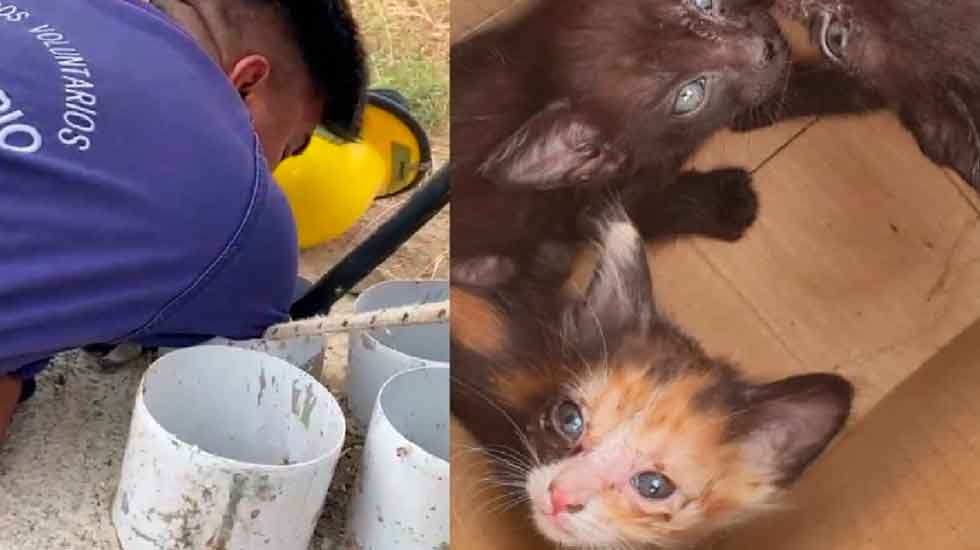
[290,164,450,319]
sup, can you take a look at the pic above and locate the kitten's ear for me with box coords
[738,374,853,485]
[563,205,655,347]
[479,100,612,189]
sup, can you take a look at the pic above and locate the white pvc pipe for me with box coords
[204,334,326,380]
[346,365,450,550]
[112,346,346,550]
[348,280,449,427]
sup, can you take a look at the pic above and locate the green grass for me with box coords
[350,0,450,136]
[371,54,449,134]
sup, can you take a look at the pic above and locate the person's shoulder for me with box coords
[3,0,291,272]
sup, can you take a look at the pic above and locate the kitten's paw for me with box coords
[707,169,759,241]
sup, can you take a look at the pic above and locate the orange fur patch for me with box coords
[567,360,779,543]
[492,368,555,411]
[451,286,509,358]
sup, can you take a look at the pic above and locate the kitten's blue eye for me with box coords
[632,472,676,500]
[693,0,714,12]
[823,19,849,60]
[552,400,585,442]
[673,79,707,115]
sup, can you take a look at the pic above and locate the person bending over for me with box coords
[0,0,367,443]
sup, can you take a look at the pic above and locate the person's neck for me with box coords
[148,0,229,69]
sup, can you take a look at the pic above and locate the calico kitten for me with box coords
[737,0,980,188]
[452,0,791,288]
[451,207,853,549]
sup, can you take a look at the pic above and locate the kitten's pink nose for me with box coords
[548,483,584,515]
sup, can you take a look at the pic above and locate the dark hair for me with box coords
[275,0,369,140]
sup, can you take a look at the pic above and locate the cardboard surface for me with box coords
[451,1,980,548]
[714,317,980,550]
[673,113,980,419]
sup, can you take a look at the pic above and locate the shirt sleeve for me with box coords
[129,174,299,348]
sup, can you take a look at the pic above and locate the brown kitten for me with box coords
[736,0,980,188]
[451,206,854,549]
[452,0,791,289]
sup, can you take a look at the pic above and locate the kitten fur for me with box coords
[451,0,792,289]
[738,0,980,188]
[451,207,854,549]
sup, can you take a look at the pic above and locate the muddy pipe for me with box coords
[344,365,450,550]
[112,346,347,550]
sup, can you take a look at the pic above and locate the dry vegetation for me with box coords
[353,0,450,139]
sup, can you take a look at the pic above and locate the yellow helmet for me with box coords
[273,90,432,249]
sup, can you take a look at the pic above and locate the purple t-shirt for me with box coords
[0,0,299,377]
